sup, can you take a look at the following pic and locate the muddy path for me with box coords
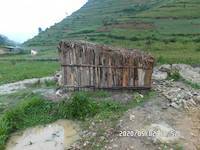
[0,77,54,95]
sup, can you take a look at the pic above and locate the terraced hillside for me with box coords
[24,0,200,64]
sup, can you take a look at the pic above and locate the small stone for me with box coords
[83,141,89,146]
[139,94,144,98]
[113,144,118,148]
[92,132,97,137]
[129,114,135,121]
[170,102,181,109]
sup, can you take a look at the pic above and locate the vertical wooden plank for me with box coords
[108,56,113,87]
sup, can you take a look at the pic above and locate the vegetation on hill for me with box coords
[0,35,16,47]
[23,0,200,64]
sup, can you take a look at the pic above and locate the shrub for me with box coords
[68,92,99,120]
[168,70,181,81]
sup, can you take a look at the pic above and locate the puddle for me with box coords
[6,120,80,150]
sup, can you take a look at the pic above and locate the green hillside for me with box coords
[24,0,200,64]
[0,34,16,46]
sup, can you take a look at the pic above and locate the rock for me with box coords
[153,70,168,80]
[170,102,181,109]
[159,64,172,73]
[54,71,63,86]
[55,89,64,97]
[83,141,89,146]
[33,88,70,101]
[146,123,181,144]
[172,64,200,84]
[139,94,144,98]
[194,95,200,101]
[129,114,135,121]
[113,144,118,148]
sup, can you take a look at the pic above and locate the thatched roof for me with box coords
[58,40,154,64]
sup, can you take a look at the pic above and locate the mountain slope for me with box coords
[24,0,200,64]
[0,34,16,46]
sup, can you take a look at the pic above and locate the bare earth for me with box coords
[106,96,200,150]
[106,82,200,150]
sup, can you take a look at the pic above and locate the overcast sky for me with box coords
[0,0,87,43]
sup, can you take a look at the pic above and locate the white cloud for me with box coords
[0,0,87,42]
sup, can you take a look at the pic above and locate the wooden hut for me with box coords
[58,40,155,91]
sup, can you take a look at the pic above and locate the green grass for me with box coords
[0,91,33,116]
[0,90,154,149]
[0,61,59,85]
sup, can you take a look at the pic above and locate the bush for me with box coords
[168,70,181,81]
[68,92,98,120]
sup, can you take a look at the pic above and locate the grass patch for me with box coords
[0,61,59,85]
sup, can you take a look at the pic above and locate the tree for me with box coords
[38,27,43,34]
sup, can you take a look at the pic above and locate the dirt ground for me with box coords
[106,94,200,150]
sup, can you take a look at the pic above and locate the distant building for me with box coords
[31,49,38,56]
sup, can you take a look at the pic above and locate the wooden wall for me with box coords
[58,41,154,90]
